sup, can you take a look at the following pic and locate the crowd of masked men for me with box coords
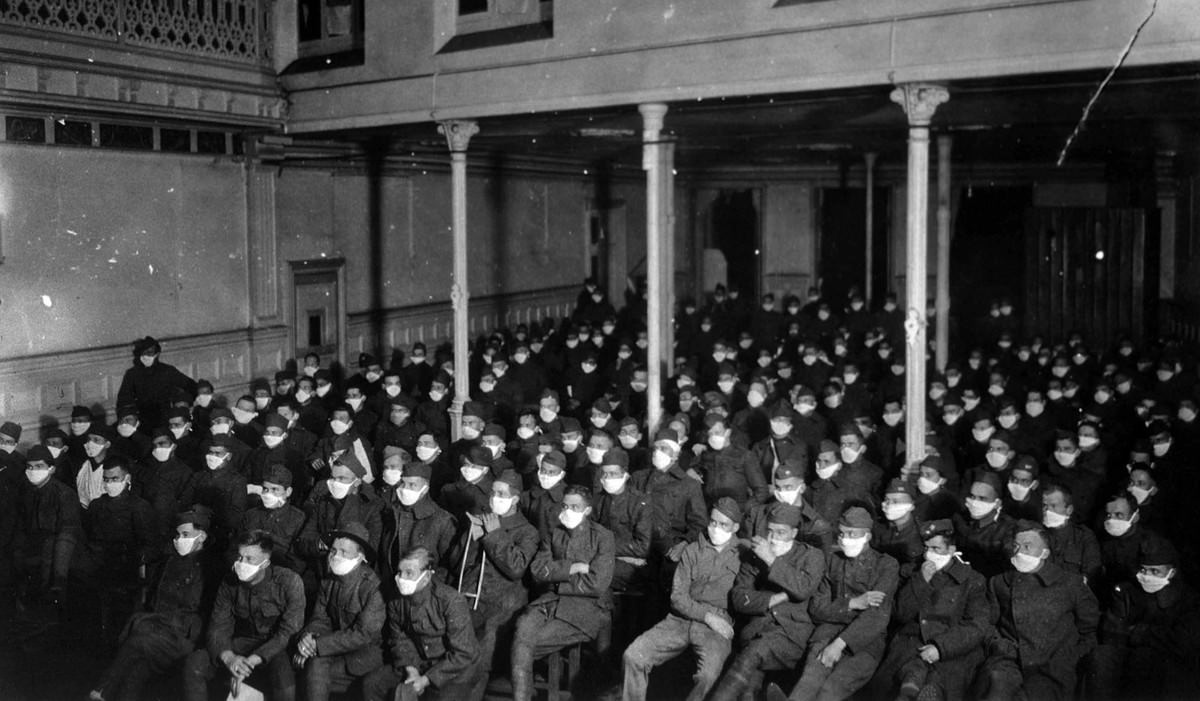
[2,279,1199,701]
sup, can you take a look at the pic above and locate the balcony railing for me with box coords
[0,0,271,65]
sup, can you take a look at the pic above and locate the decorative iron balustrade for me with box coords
[0,0,270,65]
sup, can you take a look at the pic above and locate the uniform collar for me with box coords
[405,496,438,518]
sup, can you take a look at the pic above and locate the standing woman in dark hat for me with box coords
[116,336,198,434]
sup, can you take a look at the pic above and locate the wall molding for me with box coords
[346,284,579,357]
[0,325,289,444]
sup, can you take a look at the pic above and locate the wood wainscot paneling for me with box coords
[0,326,288,447]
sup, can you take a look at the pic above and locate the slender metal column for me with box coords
[890,84,948,466]
[439,119,479,441]
[640,103,668,437]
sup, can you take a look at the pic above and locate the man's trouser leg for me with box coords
[306,655,357,701]
[621,615,690,701]
[511,605,593,701]
[362,665,405,701]
[687,618,733,701]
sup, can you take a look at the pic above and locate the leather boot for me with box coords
[708,670,751,701]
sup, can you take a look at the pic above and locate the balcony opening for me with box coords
[440,0,553,53]
[296,0,364,64]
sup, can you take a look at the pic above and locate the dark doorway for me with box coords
[951,186,1033,348]
[818,187,890,307]
[711,190,760,299]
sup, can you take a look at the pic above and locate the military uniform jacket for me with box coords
[84,491,158,565]
[380,496,458,581]
[301,563,386,674]
[440,474,493,521]
[986,562,1099,673]
[808,547,900,658]
[530,519,615,637]
[751,434,808,483]
[873,517,925,580]
[594,486,652,560]
[19,477,81,541]
[733,540,827,640]
[696,444,768,507]
[207,565,306,663]
[385,579,479,688]
[134,456,195,538]
[892,557,992,660]
[374,420,426,462]
[192,465,248,541]
[1046,522,1101,585]
[744,498,833,552]
[142,550,217,644]
[670,532,742,623]
[298,482,382,564]
[240,504,307,573]
[1102,579,1200,663]
[520,481,566,543]
[630,465,707,555]
[809,470,874,525]
[953,510,1017,579]
[453,510,539,613]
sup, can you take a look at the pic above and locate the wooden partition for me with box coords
[1024,207,1159,345]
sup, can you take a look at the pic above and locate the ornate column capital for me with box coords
[438,120,479,153]
[890,84,950,127]
[639,103,668,137]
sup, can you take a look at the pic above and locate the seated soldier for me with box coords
[873,479,924,582]
[1041,482,1101,586]
[809,440,877,526]
[293,522,385,701]
[136,428,196,541]
[871,519,992,701]
[183,529,306,701]
[593,448,653,591]
[978,520,1098,701]
[1097,489,1168,606]
[15,445,81,606]
[90,506,219,701]
[751,402,809,486]
[1095,538,1200,700]
[511,485,615,701]
[630,429,708,576]
[521,448,569,542]
[743,459,832,552]
[913,455,960,524]
[451,469,540,701]
[953,472,1017,579]
[296,452,380,597]
[441,445,495,521]
[76,455,159,646]
[695,412,769,509]
[622,498,744,701]
[361,546,481,701]
[191,433,249,553]
[774,505,899,701]
[378,460,457,589]
[1001,456,1043,523]
[237,464,307,573]
[711,502,826,701]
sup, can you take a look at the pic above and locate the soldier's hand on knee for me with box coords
[703,612,734,640]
